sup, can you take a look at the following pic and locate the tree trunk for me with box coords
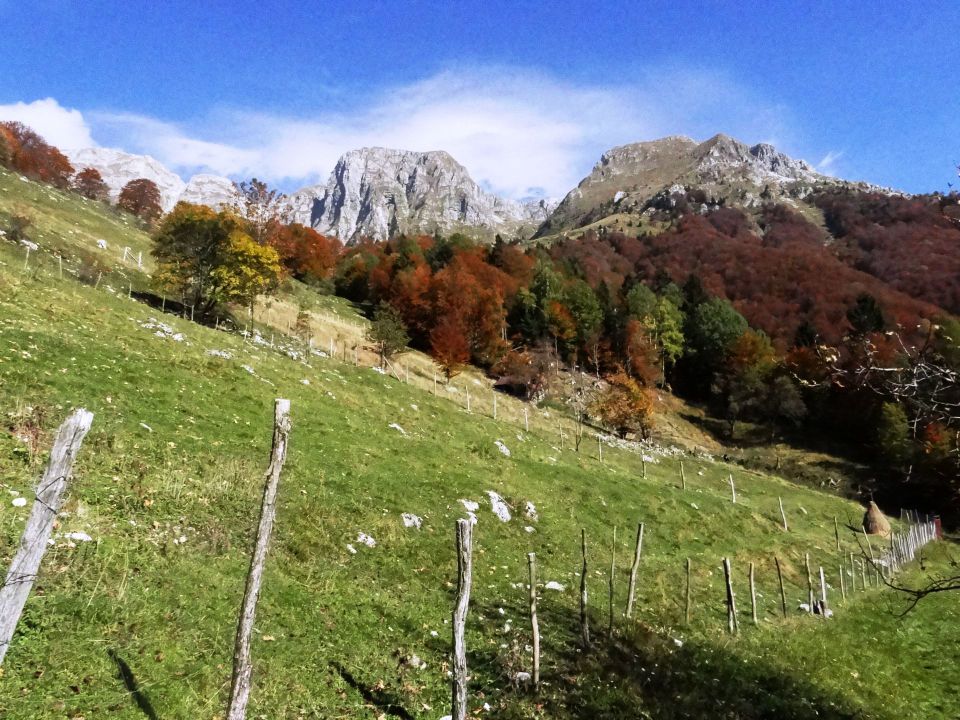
[227,399,291,720]
[0,409,94,666]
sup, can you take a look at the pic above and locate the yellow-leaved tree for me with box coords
[152,202,281,318]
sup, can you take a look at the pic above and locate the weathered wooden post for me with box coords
[466,387,471,413]
[849,552,856,592]
[0,409,94,666]
[834,516,841,553]
[641,456,646,479]
[527,552,539,691]
[23,246,31,271]
[559,421,564,451]
[227,399,291,720]
[598,435,603,464]
[818,566,829,618]
[452,518,474,720]
[838,562,846,601]
[749,562,758,625]
[624,522,644,619]
[608,526,616,637]
[774,556,787,618]
[580,529,590,647]
[722,558,739,634]
[729,473,736,503]
[779,497,789,532]
[685,558,692,624]
[804,553,814,612]
[523,407,529,432]
[679,461,686,490]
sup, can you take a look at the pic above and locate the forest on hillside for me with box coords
[3,118,958,524]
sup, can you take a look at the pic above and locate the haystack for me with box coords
[863,501,892,537]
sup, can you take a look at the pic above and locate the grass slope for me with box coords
[0,176,957,719]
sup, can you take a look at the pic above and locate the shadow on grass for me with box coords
[466,598,870,720]
[107,649,159,720]
[331,661,414,719]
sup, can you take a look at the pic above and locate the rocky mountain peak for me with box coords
[286,147,551,243]
[67,147,238,212]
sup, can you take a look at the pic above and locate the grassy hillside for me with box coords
[0,175,957,719]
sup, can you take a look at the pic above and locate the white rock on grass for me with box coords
[388,423,407,436]
[65,531,93,542]
[11,497,27,508]
[459,499,479,512]
[401,513,422,529]
[524,501,537,520]
[544,581,565,591]
[356,532,376,548]
[494,439,511,457]
[485,491,511,522]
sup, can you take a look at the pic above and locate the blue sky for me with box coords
[0,1,956,197]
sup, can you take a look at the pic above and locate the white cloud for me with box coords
[0,97,95,150]
[2,67,804,199]
[817,150,845,175]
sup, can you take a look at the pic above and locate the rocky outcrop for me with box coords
[537,133,851,236]
[179,174,240,210]
[67,148,238,212]
[286,147,554,243]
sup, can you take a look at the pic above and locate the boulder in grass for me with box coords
[863,501,892,537]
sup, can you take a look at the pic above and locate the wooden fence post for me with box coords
[625,522,644,619]
[818,566,828,617]
[804,553,814,612]
[580,529,590,648]
[608,526,616,637]
[834,516,841,553]
[679,461,686,490]
[523,407,529,432]
[0,409,94,666]
[227,399,291,720]
[641,456,646,480]
[452,519,474,720]
[685,558,692,624]
[598,435,603,464]
[749,562,758,625]
[722,558,739,635]
[527,552,539,691]
[774,556,787,618]
[729,473,736,503]
[779,497,789,532]
[838,562,846,601]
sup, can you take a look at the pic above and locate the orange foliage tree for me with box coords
[430,314,471,379]
[591,372,655,439]
[0,121,74,188]
[72,167,110,201]
[118,178,163,223]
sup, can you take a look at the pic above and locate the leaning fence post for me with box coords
[818,566,829,618]
[722,558,739,634]
[728,473,736,503]
[580,529,590,648]
[227,399,291,720]
[0,409,94,667]
[607,526,616,637]
[779,497,789,532]
[452,518,474,720]
[774,556,787,618]
[624,522,644,619]
[527,552,540,691]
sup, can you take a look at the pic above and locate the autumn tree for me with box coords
[368,301,410,368]
[0,121,74,188]
[268,223,342,284]
[430,314,470,379]
[118,178,163,223]
[591,372,655,439]
[72,167,109,201]
[152,202,280,316]
[237,178,287,243]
